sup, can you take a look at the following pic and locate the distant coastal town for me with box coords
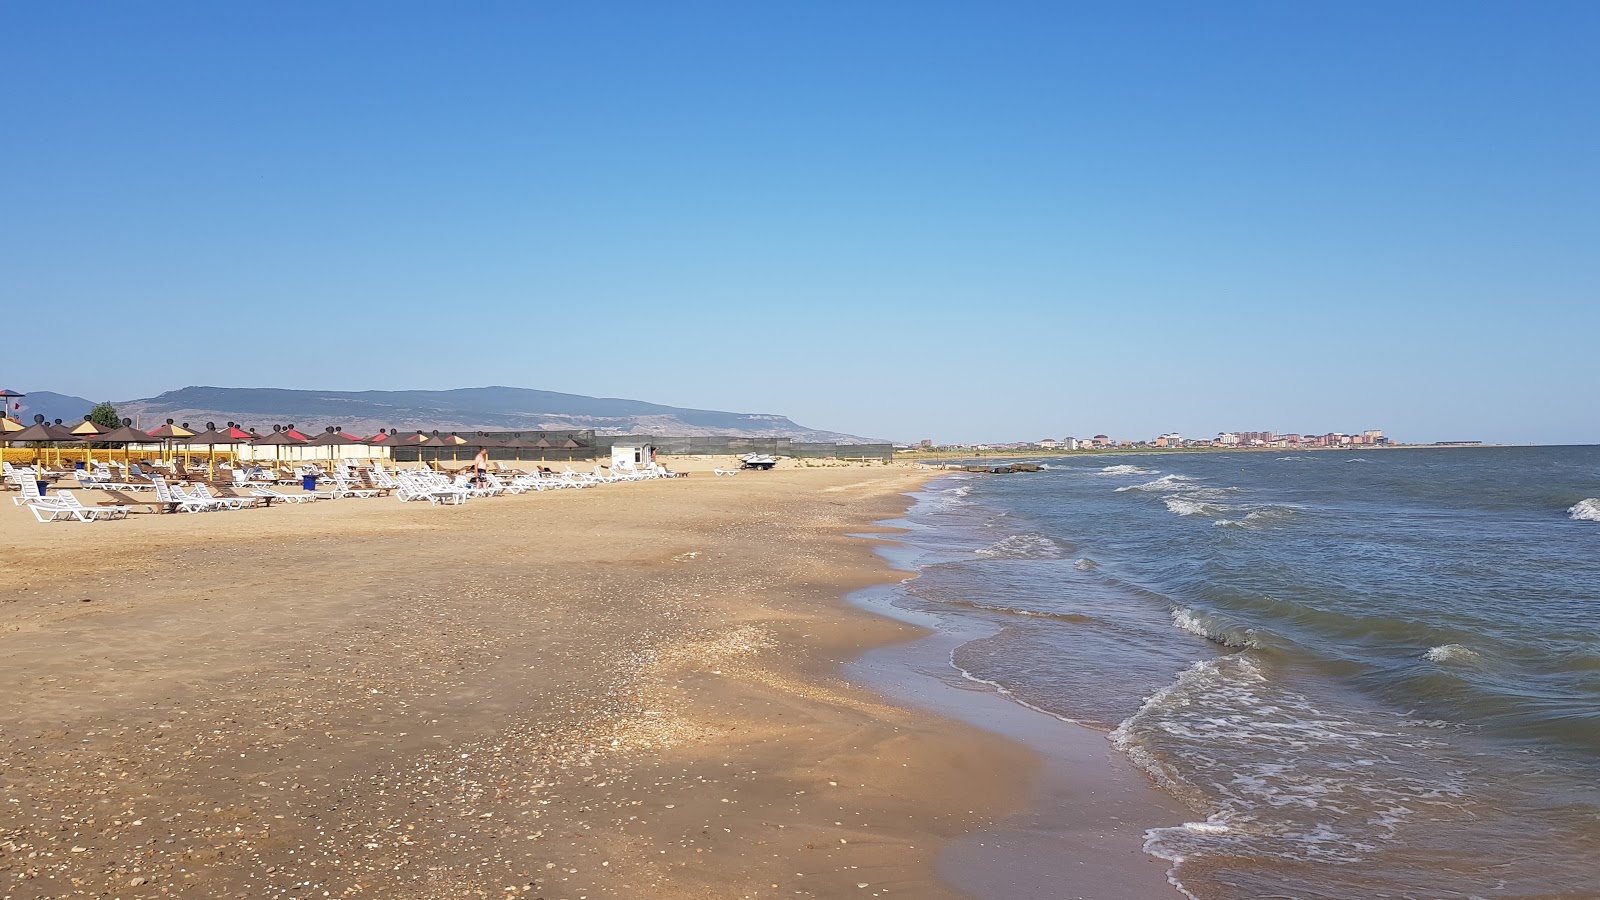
[902,429,1482,453]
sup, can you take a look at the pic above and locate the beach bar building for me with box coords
[610,442,654,469]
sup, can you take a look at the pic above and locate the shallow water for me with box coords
[891,447,1600,899]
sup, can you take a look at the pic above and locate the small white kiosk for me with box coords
[610,442,655,470]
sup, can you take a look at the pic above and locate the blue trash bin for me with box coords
[37,481,49,496]
[302,474,318,492]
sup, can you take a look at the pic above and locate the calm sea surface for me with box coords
[890,446,1600,899]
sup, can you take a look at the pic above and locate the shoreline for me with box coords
[845,490,1189,900]
[0,462,1177,898]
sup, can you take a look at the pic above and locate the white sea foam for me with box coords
[1163,496,1212,517]
[1100,464,1159,475]
[1072,557,1098,571]
[1116,656,1468,875]
[1424,644,1482,664]
[1116,474,1198,493]
[1171,607,1258,648]
[1568,499,1600,522]
[975,532,1070,560]
[1214,506,1299,528]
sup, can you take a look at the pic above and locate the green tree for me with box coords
[88,402,120,430]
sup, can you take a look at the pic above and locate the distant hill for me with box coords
[98,385,875,442]
[7,390,102,424]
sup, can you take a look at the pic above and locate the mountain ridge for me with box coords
[12,385,877,442]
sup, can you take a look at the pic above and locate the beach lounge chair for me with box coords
[250,487,321,504]
[151,476,224,513]
[26,499,92,522]
[52,491,132,520]
[331,474,381,498]
[188,482,258,509]
[12,477,50,506]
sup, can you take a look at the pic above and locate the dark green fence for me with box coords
[390,431,891,463]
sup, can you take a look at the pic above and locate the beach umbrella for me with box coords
[421,432,469,467]
[388,430,429,468]
[146,420,195,468]
[253,425,310,475]
[496,434,535,467]
[0,389,25,425]
[95,420,155,475]
[305,426,362,473]
[70,417,106,470]
[0,415,25,470]
[11,417,77,468]
[187,422,256,479]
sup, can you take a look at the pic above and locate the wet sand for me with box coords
[0,462,1170,898]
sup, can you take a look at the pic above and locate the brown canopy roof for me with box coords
[187,426,257,445]
[11,422,78,442]
[252,429,310,446]
[146,422,195,439]
[94,425,160,444]
[305,429,362,447]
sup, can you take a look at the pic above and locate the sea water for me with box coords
[891,446,1600,899]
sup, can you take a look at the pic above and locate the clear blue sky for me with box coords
[3,2,1596,443]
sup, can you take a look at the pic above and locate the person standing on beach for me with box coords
[472,447,489,485]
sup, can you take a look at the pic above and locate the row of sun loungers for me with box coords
[8,458,682,522]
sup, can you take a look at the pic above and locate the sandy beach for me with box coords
[1,461,1167,899]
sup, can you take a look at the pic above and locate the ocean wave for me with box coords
[931,596,1097,623]
[1100,464,1160,476]
[1213,506,1300,528]
[1568,499,1600,522]
[1424,644,1483,664]
[1115,656,1468,874]
[1116,474,1198,493]
[1171,607,1259,649]
[951,660,1088,726]
[1072,557,1098,571]
[975,532,1071,560]
[1163,496,1214,517]
[1347,457,1370,463]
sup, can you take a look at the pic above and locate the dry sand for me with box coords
[0,461,1159,899]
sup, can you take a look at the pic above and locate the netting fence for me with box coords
[389,431,892,463]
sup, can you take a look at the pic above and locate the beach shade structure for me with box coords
[0,389,25,423]
[146,420,195,468]
[495,434,536,467]
[305,427,362,473]
[0,415,25,470]
[421,432,470,466]
[253,425,311,475]
[70,418,106,470]
[95,421,158,475]
[532,436,553,463]
[10,418,71,469]
[388,430,430,468]
[186,422,256,479]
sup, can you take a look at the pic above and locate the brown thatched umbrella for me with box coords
[70,418,105,470]
[421,432,470,468]
[0,415,25,471]
[11,418,75,470]
[94,421,157,477]
[145,420,195,469]
[186,423,256,480]
[305,427,362,474]
[252,426,311,478]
